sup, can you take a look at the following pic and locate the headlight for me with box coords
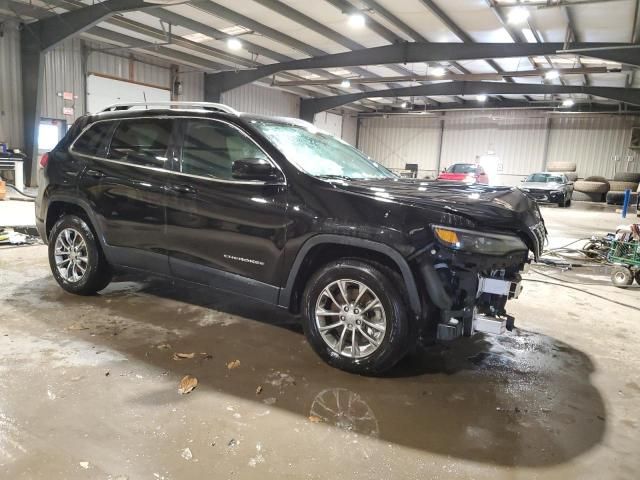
[432,225,529,256]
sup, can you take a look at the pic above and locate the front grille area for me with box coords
[528,222,547,259]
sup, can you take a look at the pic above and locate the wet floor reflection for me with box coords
[9,274,606,468]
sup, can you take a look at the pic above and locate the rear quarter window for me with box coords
[72,121,115,157]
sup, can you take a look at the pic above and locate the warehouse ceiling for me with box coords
[1,0,640,112]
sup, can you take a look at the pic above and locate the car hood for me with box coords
[331,178,543,231]
[519,182,562,191]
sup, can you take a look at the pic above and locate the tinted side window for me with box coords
[108,119,172,168]
[72,121,114,157]
[181,120,268,180]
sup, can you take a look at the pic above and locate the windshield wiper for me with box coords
[317,174,354,181]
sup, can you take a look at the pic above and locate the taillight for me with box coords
[40,152,50,168]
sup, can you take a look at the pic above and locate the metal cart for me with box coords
[608,239,640,286]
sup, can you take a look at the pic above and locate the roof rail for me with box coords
[98,101,240,115]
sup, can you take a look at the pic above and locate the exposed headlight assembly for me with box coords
[432,225,529,256]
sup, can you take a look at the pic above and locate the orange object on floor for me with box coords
[0,179,6,200]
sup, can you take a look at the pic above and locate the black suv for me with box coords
[36,102,546,374]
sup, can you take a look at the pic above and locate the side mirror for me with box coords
[232,158,281,181]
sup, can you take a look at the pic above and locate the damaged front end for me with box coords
[415,220,546,341]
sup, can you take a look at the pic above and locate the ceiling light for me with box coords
[401,101,410,109]
[562,99,575,107]
[507,6,530,25]
[545,70,560,80]
[226,38,242,50]
[431,66,446,77]
[477,94,488,102]
[340,79,351,88]
[348,13,366,29]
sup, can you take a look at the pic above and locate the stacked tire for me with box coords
[605,172,640,205]
[547,162,578,182]
[573,176,610,203]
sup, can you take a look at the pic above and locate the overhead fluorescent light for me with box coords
[340,79,351,88]
[545,70,560,80]
[430,66,446,77]
[348,13,366,28]
[507,6,530,24]
[182,32,213,43]
[562,99,575,107]
[401,101,411,109]
[221,25,251,36]
[477,94,488,102]
[227,38,242,50]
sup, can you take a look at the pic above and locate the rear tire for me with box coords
[48,214,112,295]
[611,267,633,288]
[635,270,640,285]
[301,259,412,375]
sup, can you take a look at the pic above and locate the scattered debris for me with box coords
[79,461,90,469]
[178,375,198,395]
[265,371,296,389]
[308,415,322,423]
[263,397,276,406]
[105,370,110,377]
[156,343,172,350]
[210,441,216,447]
[248,443,265,467]
[255,385,263,395]
[173,352,195,360]
[47,389,56,400]
[67,323,89,331]
[227,360,241,370]
[227,438,238,448]
[181,447,193,460]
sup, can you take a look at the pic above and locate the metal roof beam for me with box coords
[204,41,630,94]
[299,82,640,119]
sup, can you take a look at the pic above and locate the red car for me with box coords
[437,163,489,184]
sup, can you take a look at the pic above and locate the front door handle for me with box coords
[169,184,196,195]
[85,169,105,178]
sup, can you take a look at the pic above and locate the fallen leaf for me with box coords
[173,352,195,360]
[227,360,241,370]
[178,375,198,395]
[255,385,263,395]
[308,415,322,423]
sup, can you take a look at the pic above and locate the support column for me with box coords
[20,30,44,187]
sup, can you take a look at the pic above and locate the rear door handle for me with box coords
[85,169,105,178]
[169,184,196,195]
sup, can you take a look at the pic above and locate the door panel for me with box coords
[165,119,288,290]
[75,118,174,274]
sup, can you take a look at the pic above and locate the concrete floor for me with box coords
[1,205,639,479]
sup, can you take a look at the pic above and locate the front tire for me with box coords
[301,259,412,375]
[611,267,633,288]
[48,214,112,295]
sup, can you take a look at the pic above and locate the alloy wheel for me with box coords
[54,228,89,283]
[314,279,387,359]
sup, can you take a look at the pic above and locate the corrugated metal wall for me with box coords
[221,84,299,117]
[313,111,343,137]
[0,21,23,148]
[441,111,548,184]
[41,38,85,124]
[358,111,639,184]
[180,71,205,102]
[547,115,640,178]
[358,116,443,177]
[342,114,358,146]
